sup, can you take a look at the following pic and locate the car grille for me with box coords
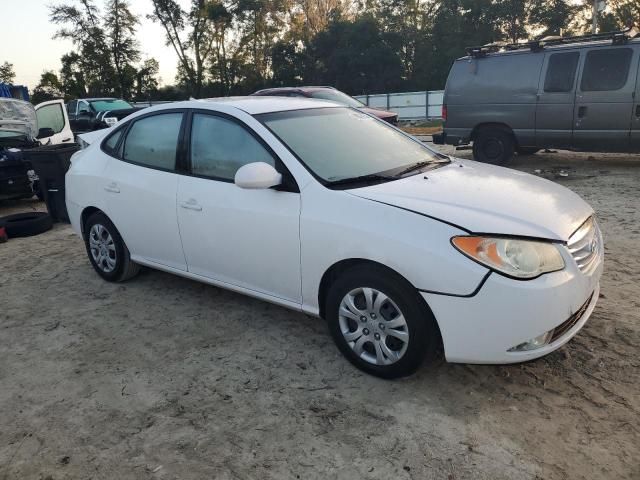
[567,217,601,274]
[550,292,593,343]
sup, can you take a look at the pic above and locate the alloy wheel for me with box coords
[338,287,409,365]
[89,224,117,273]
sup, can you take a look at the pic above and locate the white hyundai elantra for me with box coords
[66,97,603,378]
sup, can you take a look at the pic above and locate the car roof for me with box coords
[151,96,343,115]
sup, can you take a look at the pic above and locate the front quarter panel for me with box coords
[300,182,489,315]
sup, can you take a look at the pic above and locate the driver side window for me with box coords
[190,113,276,181]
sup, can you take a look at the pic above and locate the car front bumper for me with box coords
[422,252,603,364]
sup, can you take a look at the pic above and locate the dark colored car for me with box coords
[0,143,33,201]
[252,86,399,124]
[66,98,143,133]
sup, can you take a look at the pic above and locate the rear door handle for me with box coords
[104,182,120,193]
[578,106,587,118]
[62,137,72,142]
[635,105,640,117]
[180,199,202,211]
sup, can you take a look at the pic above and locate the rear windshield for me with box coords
[89,99,133,112]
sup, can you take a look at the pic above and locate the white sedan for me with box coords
[66,97,603,378]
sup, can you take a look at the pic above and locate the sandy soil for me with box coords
[0,149,638,480]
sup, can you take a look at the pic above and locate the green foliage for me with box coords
[31,71,65,104]
[51,0,156,100]
[0,62,16,84]
[48,0,614,100]
[306,15,404,94]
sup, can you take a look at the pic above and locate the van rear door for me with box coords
[573,46,638,152]
[535,50,581,149]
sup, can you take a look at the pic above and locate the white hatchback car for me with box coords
[66,97,603,378]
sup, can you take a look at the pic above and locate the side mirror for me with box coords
[234,162,282,189]
[36,127,55,139]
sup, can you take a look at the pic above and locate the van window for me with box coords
[544,52,579,93]
[581,48,633,92]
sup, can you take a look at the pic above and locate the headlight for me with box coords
[452,236,565,279]
[103,116,118,126]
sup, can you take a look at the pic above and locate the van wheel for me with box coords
[473,128,514,165]
[325,264,440,379]
[517,147,539,156]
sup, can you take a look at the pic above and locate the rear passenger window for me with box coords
[581,48,633,92]
[122,113,183,170]
[544,52,579,93]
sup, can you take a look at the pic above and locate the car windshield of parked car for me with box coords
[308,90,365,108]
[259,107,445,184]
[89,99,133,112]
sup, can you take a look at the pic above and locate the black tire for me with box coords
[472,127,515,165]
[325,264,441,379]
[0,212,53,238]
[516,147,539,156]
[83,211,140,282]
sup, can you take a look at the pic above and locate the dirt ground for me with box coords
[1,148,638,480]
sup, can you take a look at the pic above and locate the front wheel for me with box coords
[326,265,441,378]
[83,211,140,282]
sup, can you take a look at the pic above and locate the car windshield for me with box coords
[259,107,446,184]
[89,99,133,112]
[308,90,365,108]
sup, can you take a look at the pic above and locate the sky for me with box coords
[3,0,190,89]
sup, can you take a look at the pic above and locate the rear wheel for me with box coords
[326,265,440,378]
[83,211,140,282]
[473,127,515,165]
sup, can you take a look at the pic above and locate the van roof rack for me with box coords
[466,25,640,58]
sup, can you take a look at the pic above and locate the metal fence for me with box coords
[354,90,444,120]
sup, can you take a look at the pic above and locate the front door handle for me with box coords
[578,106,587,118]
[61,137,72,142]
[180,199,202,211]
[104,182,120,193]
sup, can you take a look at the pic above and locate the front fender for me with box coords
[299,183,488,314]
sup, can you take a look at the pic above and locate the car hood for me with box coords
[347,159,593,241]
[0,98,37,139]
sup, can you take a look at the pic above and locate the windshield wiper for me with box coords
[327,173,394,187]
[393,157,451,178]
